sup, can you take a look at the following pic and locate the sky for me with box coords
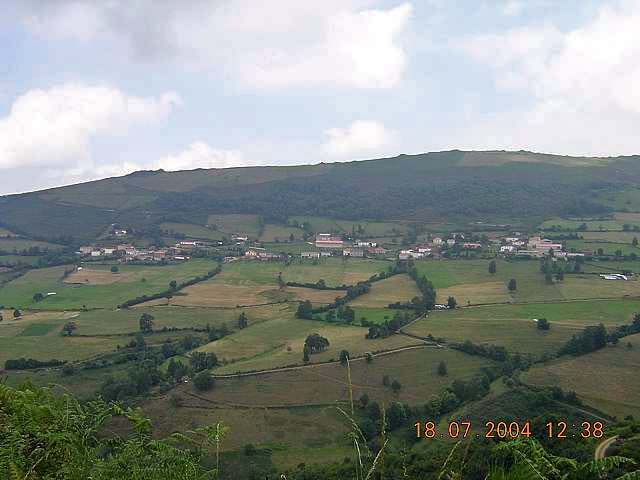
[1,0,640,195]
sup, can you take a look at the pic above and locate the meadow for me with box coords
[288,215,407,237]
[522,333,640,419]
[349,274,420,308]
[405,299,640,356]
[209,257,387,287]
[198,308,420,374]
[0,238,64,252]
[160,222,224,240]
[206,214,262,237]
[259,224,303,242]
[0,259,218,310]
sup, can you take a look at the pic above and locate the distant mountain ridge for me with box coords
[1,150,639,242]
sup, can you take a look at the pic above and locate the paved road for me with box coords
[595,436,618,460]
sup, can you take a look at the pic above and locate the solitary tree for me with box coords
[391,379,402,393]
[437,360,448,376]
[304,333,330,353]
[339,349,350,366]
[537,318,551,330]
[139,313,155,333]
[237,312,248,329]
[32,292,44,303]
[447,296,457,309]
[111,266,119,273]
[302,344,310,363]
[382,375,391,387]
[488,260,497,275]
[508,278,517,292]
[169,280,178,291]
[62,321,77,336]
[359,393,369,408]
[193,371,215,391]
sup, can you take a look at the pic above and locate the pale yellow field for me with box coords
[199,313,419,374]
[285,286,342,304]
[349,275,421,308]
[436,281,511,306]
[169,280,284,307]
[523,334,640,419]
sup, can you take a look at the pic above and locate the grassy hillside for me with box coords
[3,150,640,241]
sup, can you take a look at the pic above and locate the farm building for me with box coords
[343,247,364,257]
[315,234,344,249]
[301,251,320,259]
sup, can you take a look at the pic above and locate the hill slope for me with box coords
[1,150,639,241]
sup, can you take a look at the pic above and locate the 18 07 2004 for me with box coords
[414,420,605,439]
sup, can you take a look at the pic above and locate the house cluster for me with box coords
[244,247,284,261]
[77,241,198,262]
[308,234,387,258]
[498,234,586,259]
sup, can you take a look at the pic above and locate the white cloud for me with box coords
[20,1,412,89]
[456,0,640,156]
[323,120,393,157]
[156,142,246,171]
[0,84,181,169]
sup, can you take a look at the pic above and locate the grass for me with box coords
[288,215,407,236]
[580,231,640,243]
[140,400,351,464]
[214,258,386,287]
[259,224,303,242]
[0,238,64,252]
[0,328,198,366]
[412,259,640,304]
[165,280,285,308]
[70,304,283,335]
[540,214,640,232]
[198,307,419,374]
[192,346,492,407]
[0,259,218,310]
[522,333,640,419]
[160,222,224,240]
[405,299,640,356]
[351,307,400,325]
[206,214,262,237]
[17,323,59,336]
[0,255,43,266]
[565,239,639,255]
[349,274,421,308]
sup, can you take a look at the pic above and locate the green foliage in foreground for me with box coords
[0,383,216,479]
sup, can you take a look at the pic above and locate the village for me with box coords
[75,228,605,270]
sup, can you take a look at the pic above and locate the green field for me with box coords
[405,299,640,356]
[259,224,303,242]
[160,222,224,240]
[288,215,407,236]
[540,213,640,232]
[199,308,419,374]
[0,259,218,310]
[206,214,262,237]
[215,257,386,287]
[0,238,64,252]
[566,239,639,255]
[581,231,640,243]
[351,307,401,325]
[70,304,281,335]
[0,255,43,266]
[523,333,640,419]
